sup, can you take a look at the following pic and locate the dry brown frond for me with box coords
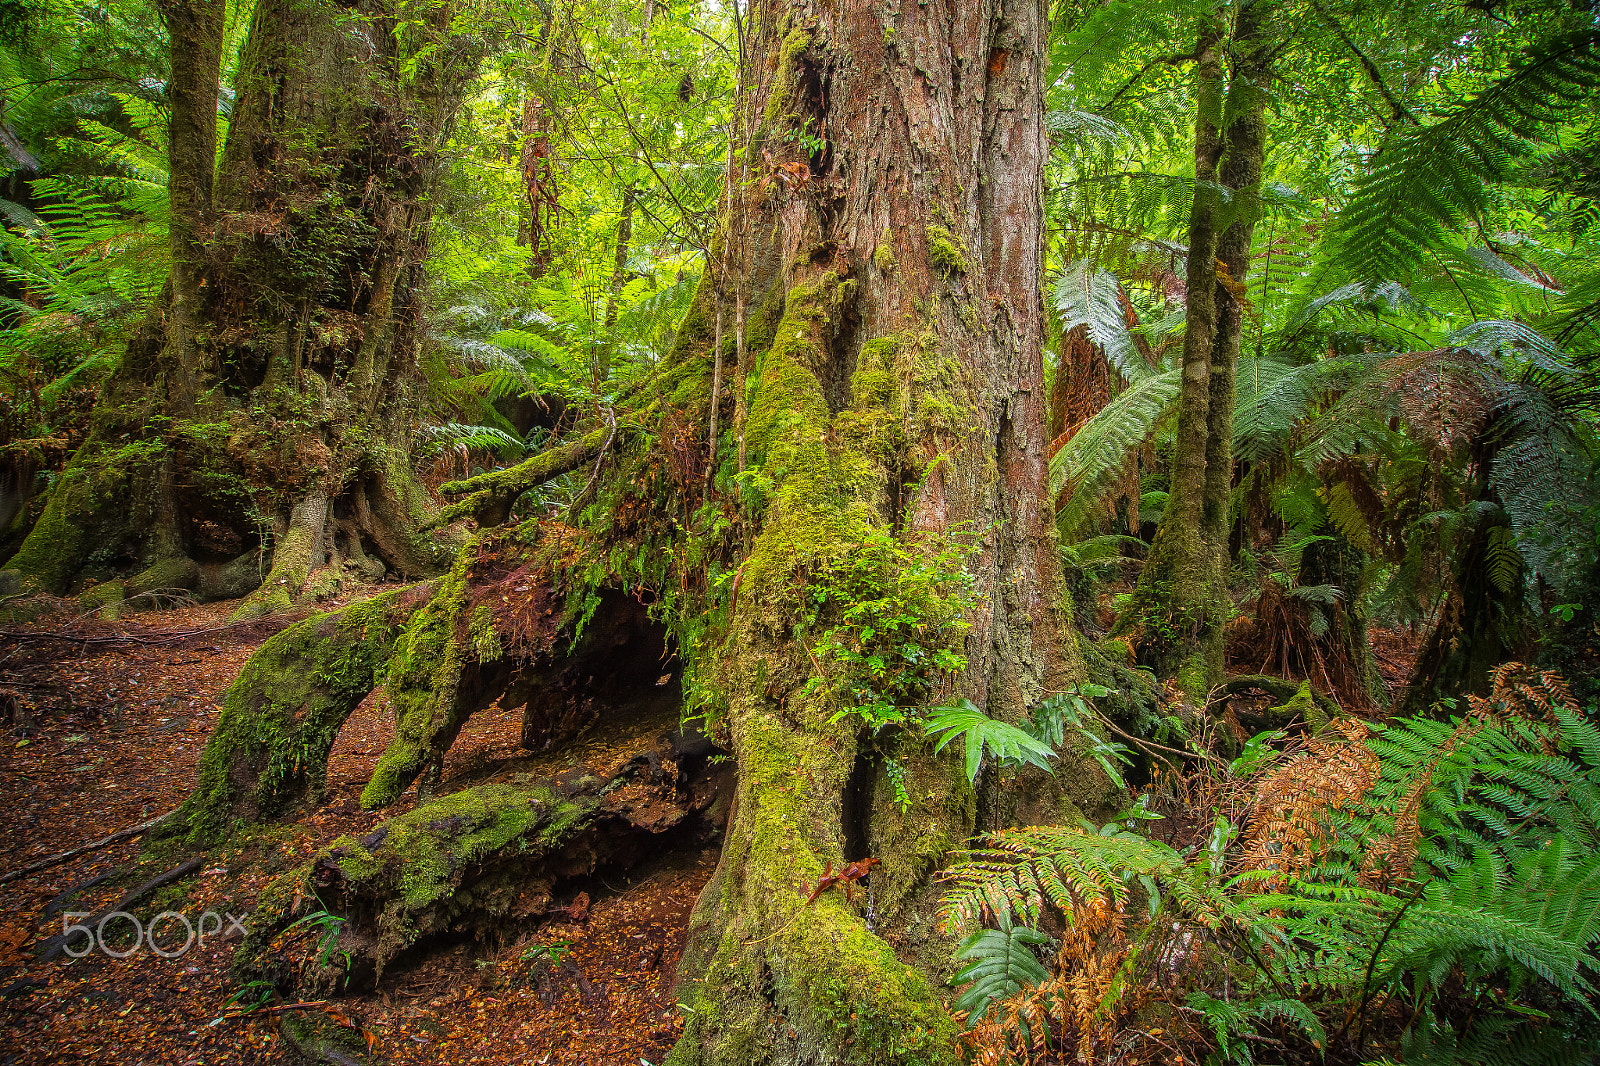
[1238,718,1377,884]
[1468,661,1580,728]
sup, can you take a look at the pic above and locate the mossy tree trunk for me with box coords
[1118,5,1271,702]
[657,0,1115,1059]
[176,0,1114,1056]
[3,0,464,611]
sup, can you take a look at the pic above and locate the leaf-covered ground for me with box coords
[0,591,706,1064]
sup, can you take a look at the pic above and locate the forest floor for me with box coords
[0,587,1425,1065]
[0,588,701,1065]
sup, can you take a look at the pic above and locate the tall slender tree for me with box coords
[1117,1,1272,703]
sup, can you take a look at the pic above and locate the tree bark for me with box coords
[1119,5,1271,701]
[4,0,465,610]
[1116,24,1227,699]
[157,0,225,414]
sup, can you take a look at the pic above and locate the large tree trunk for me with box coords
[2,0,463,611]
[656,0,1119,1058]
[181,0,1115,1057]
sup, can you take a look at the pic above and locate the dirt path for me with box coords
[0,592,706,1065]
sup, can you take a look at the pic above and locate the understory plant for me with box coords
[938,664,1600,1065]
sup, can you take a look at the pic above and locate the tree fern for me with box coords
[1330,30,1600,289]
[1051,261,1154,383]
[1050,367,1180,536]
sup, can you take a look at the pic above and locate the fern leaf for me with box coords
[951,910,1050,1021]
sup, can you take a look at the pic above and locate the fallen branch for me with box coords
[0,613,305,648]
[430,425,613,529]
[35,857,204,960]
[224,1000,329,1019]
[1,810,176,885]
[1216,673,1343,722]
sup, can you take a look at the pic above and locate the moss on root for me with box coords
[672,272,963,1065]
[240,781,595,986]
[174,585,429,843]
[360,543,479,809]
[6,441,166,592]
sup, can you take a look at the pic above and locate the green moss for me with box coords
[129,556,201,596]
[469,604,503,662]
[764,27,815,125]
[176,587,419,843]
[7,476,91,592]
[360,544,479,809]
[1269,679,1328,732]
[674,264,965,1063]
[874,230,896,274]
[245,782,597,982]
[867,744,972,919]
[78,579,126,619]
[743,271,855,467]
[925,225,969,276]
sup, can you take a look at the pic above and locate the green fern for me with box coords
[951,909,1051,1021]
[925,700,1058,784]
[1329,30,1600,289]
[1049,367,1180,536]
[1052,261,1155,383]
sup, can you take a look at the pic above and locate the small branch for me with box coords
[566,406,619,518]
[431,425,612,528]
[0,811,177,885]
[223,1000,328,1019]
[1101,51,1198,112]
[35,858,204,960]
[0,615,301,648]
[1310,1,1418,128]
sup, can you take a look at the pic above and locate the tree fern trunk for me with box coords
[1116,22,1227,699]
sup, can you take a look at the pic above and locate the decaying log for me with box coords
[239,722,729,992]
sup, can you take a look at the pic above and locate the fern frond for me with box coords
[926,700,1058,784]
[951,910,1051,1021]
[1334,30,1600,287]
[1050,368,1180,536]
[1051,261,1155,383]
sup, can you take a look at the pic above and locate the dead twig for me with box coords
[35,857,204,960]
[0,809,176,885]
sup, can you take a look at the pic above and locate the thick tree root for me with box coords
[240,727,727,993]
[172,583,438,844]
[35,859,204,961]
